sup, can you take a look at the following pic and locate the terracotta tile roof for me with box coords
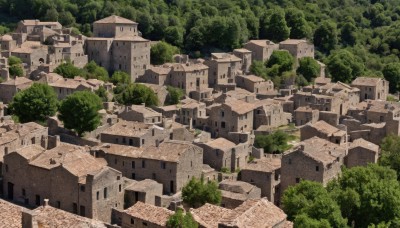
[349,138,379,152]
[190,203,232,228]
[97,141,200,162]
[124,201,173,226]
[26,143,107,183]
[128,105,161,118]
[21,20,61,26]
[32,205,107,227]
[246,40,276,47]
[239,74,265,83]
[125,179,161,192]
[223,99,255,115]
[172,63,209,72]
[149,65,171,75]
[1,34,12,41]
[280,39,308,45]
[219,198,287,227]
[351,77,383,86]
[205,137,236,151]
[306,120,345,137]
[94,15,137,24]
[0,199,23,228]
[48,76,100,90]
[219,180,257,194]
[1,77,32,86]
[211,53,241,62]
[233,48,251,53]
[244,157,281,172]
[288,137,346,165]
[101,120,152,137]
[221,190,248,201]
[114,36,149,42]
[12,41,45,54]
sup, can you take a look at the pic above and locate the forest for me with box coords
[1,0,400,85]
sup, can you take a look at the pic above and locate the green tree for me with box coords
[8,56,22,66]
[150,41,180,65]
[380,134,400,178]
[95,86,108,102]
[383,63,400,93]
[166,86,184,105]
[9,64,23,77]
[54,62,83,78]
[167,208,198,228]
[182,177,222,208]
[58,91,103,136]
[328,165,400,227]
[9,83,58,123]
[110,71,131,85]
[264,9,290,42]
[165,26,184,48]
[115,83,158,106]
[83,61,109,81]
[282,181,347,227]
[297,57,321,82]
[285,8,311,39]
[250,61,268,79]
[327,50,364,83]
[266,51,294,74]
[254,130,293,154]
[341,21,358,46]
[314,21,338,53]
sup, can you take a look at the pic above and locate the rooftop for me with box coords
[349,138,379,152]
[205,137,236,151]
[219,180,257,194]
[246,40,276,47]
[94,15,137,25]
[280,39,308,45]
[31,205,107,228]
[101,120,153,137]
[223,98,255,115]
[190,203,232,228]
[305,120,346,137]
[0,199,23,228]
[1,77,32,86]
[351,77,384,86]
[123,202,173,226]
[244,157,282,172]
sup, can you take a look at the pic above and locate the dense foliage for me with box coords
[283,164,400,227]
[380,134,400,179]
[167,208,198,228]
[8,56,23,77]
[114,83,158,106]
[9,83,58,123]
[58,91,103,136]
[110,71,131,85]
[151,41,180,65]
[182,177,222,208]
[297,57,321,82]
[166,86,184,105]
[2,0,400,86]
[254,130,294,154]
[54,61,109,81]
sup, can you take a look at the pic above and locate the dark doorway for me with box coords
[7,182,13,200]
[170,181,174,193]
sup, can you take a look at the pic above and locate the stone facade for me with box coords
[86,15,150,81]
[204,53,242,88]
[0,77,32,103]
[121,202,173,228]
[294,106,319,126]
[92,141,203,194]
[345,138,379,168]
[281,137,346,193]
[243,40,279,62]
[219,180,261,209]
[235,75,275,95]
[3,142,124,223]
[233,49,252,73]
[118,104,162,124]
[279,39,314,59]
[300,120,347,145]
[253,99,291,130]
[351,77,389,101]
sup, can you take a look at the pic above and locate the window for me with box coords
[132,161,135,169]
[80,205,85,217]
[114,158,117,164]
[132,173,136,179]
[161,162,166,169]
[123,137,126,144]
[117,176,121,180]
[143,222,148,226]
[221,111,225,117]
[288,159,292,165]
[152,173,156,179]
[56,201,61,208]
[22,189,26,196]
[221,122,226,128]
[131,219,135,224]
[35,195,40,206]
[96,191,99,200]
[296,178,300,183]
[73,203,78,214]
[104,187,108,199]
[142,139,145,145]
[119,184,122,192]
[142,160,146,168]
[316,166,319,172]
[129,139,133,145]
[80,185,85,192]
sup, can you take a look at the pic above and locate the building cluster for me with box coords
[0,15,392,227]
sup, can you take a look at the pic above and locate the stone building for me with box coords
[243,40,279,62]
[86,15,151,81]
[294,106,319,126]
[22,202,110,227]
[281,137,346,193]
[195,137,248,172]
[0,121,48,174]
[3,142,124,223]
[92,140,203,194]
[279,39,314,59]
[120,201,174,228]
[140,65,171,85]
[168,62,211,100]
[124,179,163,207]
[253,99,291,131]
[208,98,255,138]
[345,138,379,168]
[100,120,167,148]
[138,83,168,106]
[0,198,23,227]
[300,120,347,145]
[240,156,281,205]
[178,98,208,128]
[0,77,32,103]
[204,53,242,88]
[118,104,162,124]
[235,75,275,96]
[191,198,292,228]
[351,77,389,101]
[232,48,252,73]
[219,180,261,209]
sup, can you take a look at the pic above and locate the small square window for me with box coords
[296,178,300,183]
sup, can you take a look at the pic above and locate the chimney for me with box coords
[44,199,49,207]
